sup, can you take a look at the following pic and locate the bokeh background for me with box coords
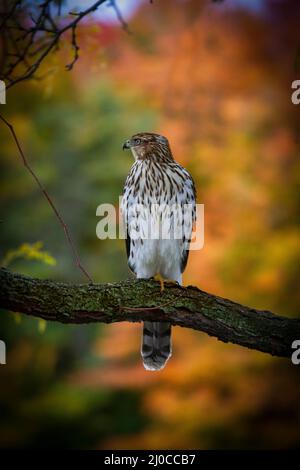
[1,0,300,449]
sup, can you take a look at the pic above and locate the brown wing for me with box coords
[180,171,197,273]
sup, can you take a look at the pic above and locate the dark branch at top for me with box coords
[0,0,128,88]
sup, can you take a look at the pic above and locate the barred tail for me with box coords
[141,321,172,371]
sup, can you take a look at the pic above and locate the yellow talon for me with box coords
[154,274,177,292]
[154,273,165,291]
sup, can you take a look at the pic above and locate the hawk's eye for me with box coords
[135,138,141,145]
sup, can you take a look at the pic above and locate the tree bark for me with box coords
[0,268,299,358]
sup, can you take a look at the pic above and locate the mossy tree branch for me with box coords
[1,268,299,358]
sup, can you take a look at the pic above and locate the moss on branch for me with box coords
[0,268,299,358]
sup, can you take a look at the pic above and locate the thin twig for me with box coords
[109,0,131,34]
[65,25,79,71]
[0,113,93,283]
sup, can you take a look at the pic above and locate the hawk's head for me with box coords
[123,132,173,162]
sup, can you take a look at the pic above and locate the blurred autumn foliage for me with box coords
[0,0,300,449]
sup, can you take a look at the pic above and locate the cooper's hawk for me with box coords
[122,133,196,371]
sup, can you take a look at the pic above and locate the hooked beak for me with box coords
[122,139,131,150]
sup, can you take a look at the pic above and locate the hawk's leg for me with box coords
[153,273,178,292]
